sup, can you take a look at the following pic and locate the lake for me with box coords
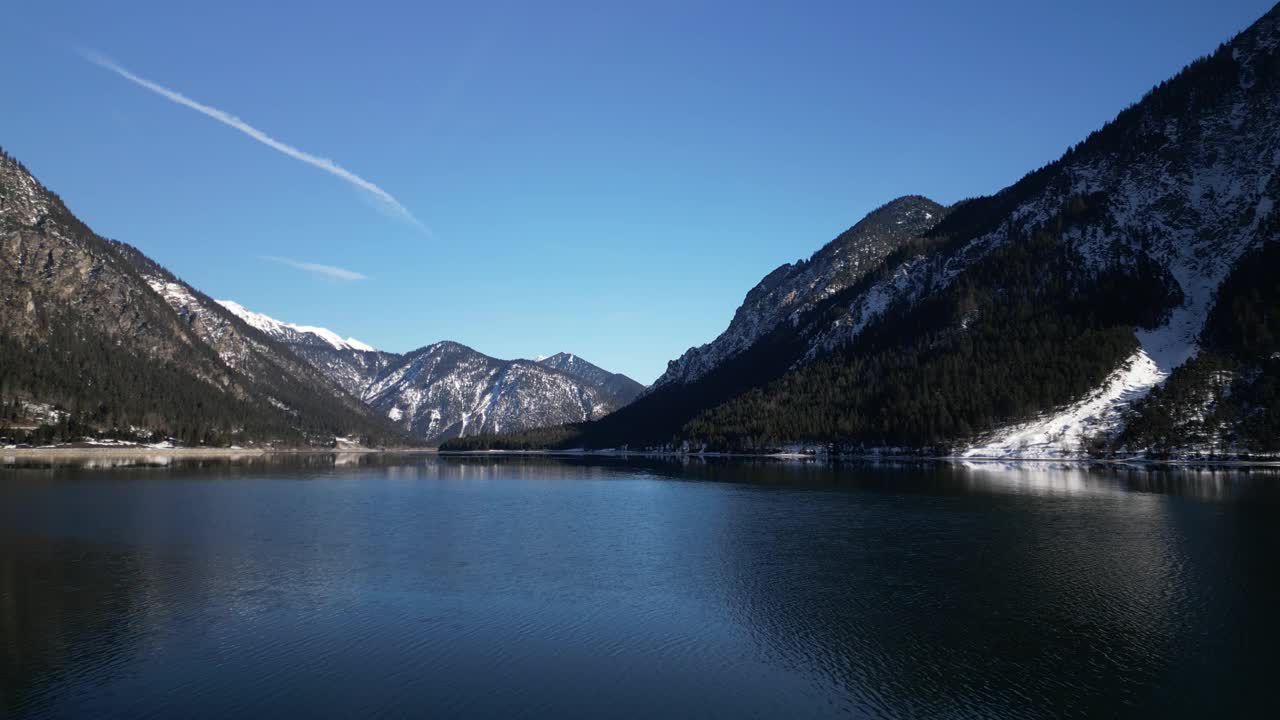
[2,454,1278,718]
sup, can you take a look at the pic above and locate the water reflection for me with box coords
[4,451,1278,499]
[0,535,152,717]
[709,476,1181,715]
[1,456,1278,718]
[955,460,1280,500]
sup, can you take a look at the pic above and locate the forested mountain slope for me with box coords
[687,4,1280,457]
[0,147,404,447]
[445,4,1280,457]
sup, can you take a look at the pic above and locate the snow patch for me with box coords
[963,347,1167,459]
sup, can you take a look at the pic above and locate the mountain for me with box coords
[440,194,952,451]
[443,4,1279,458]
[683,6,1280,459]
[363,343,632,442]
[536,353,645,406]
[215,302,644,444]
[0,148,405,447]
[653,195,946,388]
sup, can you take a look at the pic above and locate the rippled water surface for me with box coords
[2,455,1279,718]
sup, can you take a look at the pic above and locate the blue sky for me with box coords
[2,0,1272,383]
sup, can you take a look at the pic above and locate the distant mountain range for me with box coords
[444,4,1280,459]
[213,301,644,443]
[0,149,642,447]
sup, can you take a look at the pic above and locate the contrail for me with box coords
[80,48,428,234]
[261,255,367,281]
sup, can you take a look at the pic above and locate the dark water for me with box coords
[2,455,1279,718]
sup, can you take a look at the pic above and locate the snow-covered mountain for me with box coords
[806,13,1280,457]
[511,4,1279,457]
[363,342,628,441]
[216,302,644,444]
[722,6,1279,457]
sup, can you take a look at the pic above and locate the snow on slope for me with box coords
[143,276,257,370]
[145,277,199,314]
[360,342,618,442]
[819,16,1280,458]
[962,347,1166,459]
[217,300,374,352]
[961,138,1277,459]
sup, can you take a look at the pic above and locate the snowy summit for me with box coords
[217,300,375,353]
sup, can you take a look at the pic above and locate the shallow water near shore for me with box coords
[3,455,1278,718]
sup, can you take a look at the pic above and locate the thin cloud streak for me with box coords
[262,255,368,281]
[80,48,428,234]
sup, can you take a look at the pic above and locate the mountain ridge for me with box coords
[214,301,645,444]
[681,3,1280,457]
[442,3,1280,458]
[216,300,375,353]
[653,194,947,389]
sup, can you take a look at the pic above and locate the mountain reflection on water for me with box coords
[2,455,1277,718]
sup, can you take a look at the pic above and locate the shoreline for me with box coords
[2,445,1276,469]
[435,448,1280,468]
[1,446,438,460]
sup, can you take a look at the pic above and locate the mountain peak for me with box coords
[652,193,948,388]
[832,195,944,245]
[537,352,646,405]
[537,352,603,376]
[539,351,577,365]
[418,339,483,357]
[879,194,942,212]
